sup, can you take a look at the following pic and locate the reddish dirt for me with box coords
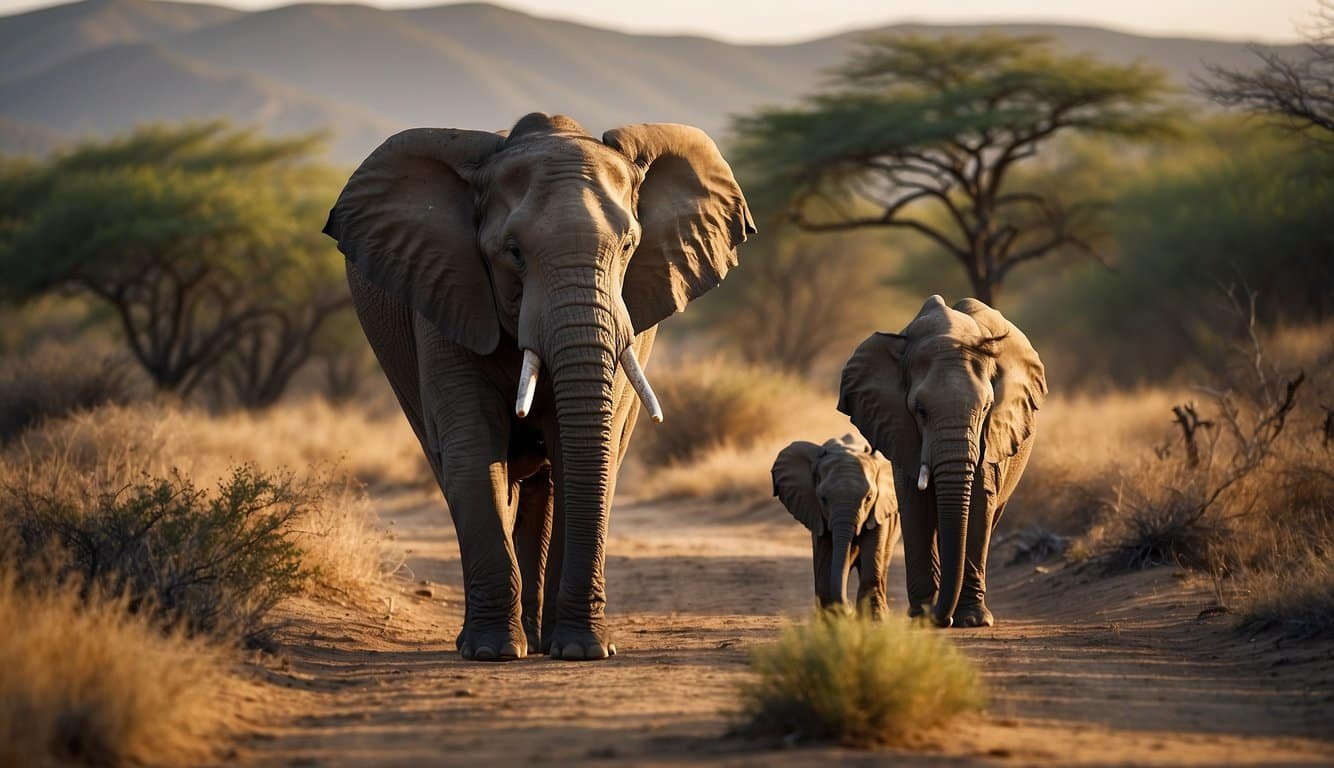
[233,491,1334,766]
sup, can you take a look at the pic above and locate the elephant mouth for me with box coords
[513,345,663,423]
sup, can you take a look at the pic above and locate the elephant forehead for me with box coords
[817,452,872,486]
[492,136,634,191]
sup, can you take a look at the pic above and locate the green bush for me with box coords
[740,613,986,747]
[1034,125,1334,384]
[3,466,314,642]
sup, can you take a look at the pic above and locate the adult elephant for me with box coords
[324,113,753,661]
[838,296,1046,628]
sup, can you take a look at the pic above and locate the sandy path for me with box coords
[235,490,1334,766]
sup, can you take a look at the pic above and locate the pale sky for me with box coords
[0,0,1313,43]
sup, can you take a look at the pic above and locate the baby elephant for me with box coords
[772,434,900,617]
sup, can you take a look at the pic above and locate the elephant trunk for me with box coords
[930,430,980,627]
[829,519,856,609]
[542,279,628,625]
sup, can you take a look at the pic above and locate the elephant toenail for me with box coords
[474,646,497,660]
[561,643,585,660]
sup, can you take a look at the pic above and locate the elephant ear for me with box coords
[871,456,898,527]
[602,123,756,333]
[953,298,1047,465]
[772,440,826,536]
[838,332,916,465]
[323,128,505,355]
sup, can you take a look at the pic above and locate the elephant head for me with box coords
[324,114,753,596]
[838,296,1045,626]
[772,434,896,607]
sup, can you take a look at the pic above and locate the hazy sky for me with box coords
[0,0,1313,42]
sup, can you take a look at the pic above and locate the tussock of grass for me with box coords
[740,613,986,747]
[0,574,232,767]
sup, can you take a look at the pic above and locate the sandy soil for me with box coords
[232,490,1334,767]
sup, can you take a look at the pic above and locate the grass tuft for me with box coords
[739,613,986,747]
[0,573,232,767]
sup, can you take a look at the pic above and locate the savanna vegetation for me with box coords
[0,11,1330,763]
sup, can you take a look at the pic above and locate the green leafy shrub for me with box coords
[3,466,314,642]
[740,613,986,747]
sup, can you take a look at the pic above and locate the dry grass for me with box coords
[0,344,135,444]
[739,613,986,747]
[0,573,234,767]
[627,355,851,501]
[1059,321,1334,637]
[1004,387,1185,533]
[4,398,428,492]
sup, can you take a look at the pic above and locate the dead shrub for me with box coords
[1075,296,1334,637]
[0,573,232,767]
[739,613,986,747]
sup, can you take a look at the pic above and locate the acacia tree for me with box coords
[1204,1,1334,143]
[0,124,350,403]
[725,230,884,376]
[732,34,1175,305]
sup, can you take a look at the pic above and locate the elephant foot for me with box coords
[547,620,616,661]
[954,600,995,628]
[457,622,527,662]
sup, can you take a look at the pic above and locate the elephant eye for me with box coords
[915,403,927,418]
[504,243,525,271]
[622,239,635,256]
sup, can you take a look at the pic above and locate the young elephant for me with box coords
[772,434,900,617]
[839,296,1046,628]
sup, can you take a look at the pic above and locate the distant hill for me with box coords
[0,0,1300,161]
[0,0,237,81]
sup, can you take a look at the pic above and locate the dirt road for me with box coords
[236,490,1334,766]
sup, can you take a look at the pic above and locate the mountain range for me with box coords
[0,0,1299,162]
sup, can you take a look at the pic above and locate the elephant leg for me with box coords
[899,472,940,619]
[512,467,553,652]
[957,470,998,628]
[540,483,564,654]
[417,321,524,661]
[812,532,837,609]
[856,522,896,620]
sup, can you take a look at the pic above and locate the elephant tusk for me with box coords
[515,349,541,418]
[917,464,930,491]
[620,346,663,424]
